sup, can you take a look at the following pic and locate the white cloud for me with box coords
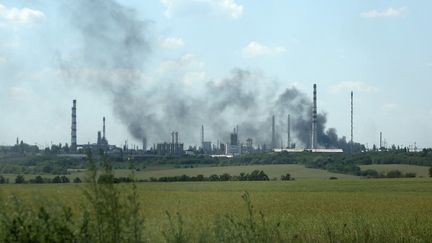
[329,81,379,93]
[360,7,405,18]
[241,41,286,58]
[381,103,397,112]
[160,0,243,19]
[0,4,45,25]
[160,37,185,49]
[219,0,243,18]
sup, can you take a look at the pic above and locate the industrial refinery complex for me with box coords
[2,83,424,158]
[63,84,347,157]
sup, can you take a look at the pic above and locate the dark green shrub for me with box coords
[386,170,402,178]
[280,173,292,181]
[405,172,416,178]
[15,175,26,184]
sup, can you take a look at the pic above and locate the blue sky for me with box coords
[0,0,431,149]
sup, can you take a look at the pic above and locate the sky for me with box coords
[0,0,431,149]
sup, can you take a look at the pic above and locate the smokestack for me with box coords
[236,124,239,137]
[380,132,383,149]
[175,131,179,154]
[351,91,353,153]
[142,137,147,152]
[71,100,77,152]
[171,131,175,145]
[311,84,317,149]
[271,115,276,149]
[287,114,291,149]
[201,125,204,147]
[103,117,106,139]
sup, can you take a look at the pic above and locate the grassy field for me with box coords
[1,178,432,242]
[359,164,431,177]
[1,164,359,181]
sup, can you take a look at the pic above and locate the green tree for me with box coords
[34,175,45,184]
[15,175,26,184]
[52,176,61,183]
[0,175,7,184]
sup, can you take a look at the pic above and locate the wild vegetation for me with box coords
[1,154,432,242]
[1,150,432,179]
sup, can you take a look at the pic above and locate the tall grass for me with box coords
[0,154,432,242]
[0,152,144,243]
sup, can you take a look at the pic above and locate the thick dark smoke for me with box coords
[60,0,358,150]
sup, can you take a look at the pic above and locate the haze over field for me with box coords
[0,0,431,149]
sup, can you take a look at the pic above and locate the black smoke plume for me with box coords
[60,0,361,151]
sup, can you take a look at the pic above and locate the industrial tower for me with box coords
[71,100,77,152]
[311,84,317,149]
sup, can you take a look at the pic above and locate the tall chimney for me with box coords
[311,84,317,149]
[201,125,204,147]
[142,136,147,152]
[351,91,354,153]
[71,100,77,152]
[380,132,383,149]
[171,131,175,145]
[271,115,276,149]
[103,117,106,139]
[236,124,239,136]
[287,114,291,149]
[175,132,179,155]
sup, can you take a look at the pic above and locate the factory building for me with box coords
[202,141,212,153]
[226,127,241,155]
[156,131,184,155]
[201,125,212,154]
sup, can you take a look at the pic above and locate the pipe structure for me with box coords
[71,100,77,152]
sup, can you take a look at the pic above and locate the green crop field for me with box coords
[1,178,432,242]
[359,164,430,177]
